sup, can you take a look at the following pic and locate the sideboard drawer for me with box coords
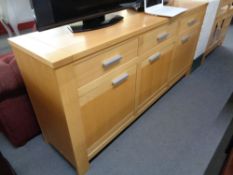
[74,38,138,88]
[179,11,203,33]
[78,61,136,157]
[139,21,178,55]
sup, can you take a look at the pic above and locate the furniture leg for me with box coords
[185,66,192,76]
[201,54,206,64]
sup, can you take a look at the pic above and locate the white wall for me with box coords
[0,0,34,35]
[2,0,34,22]
[0,0,4,18]
[194,0,220,59]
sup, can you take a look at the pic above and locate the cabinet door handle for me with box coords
[157,32,169,42]
[112,73,129,87]
[102,55,122,68]
[148,52,161,63]
[181,35,190,44]
[187,19,197,27]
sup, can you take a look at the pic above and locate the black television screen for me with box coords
[32,0,134,32]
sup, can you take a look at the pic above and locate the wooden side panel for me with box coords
[55,65,90,175]
[12,47,89,175]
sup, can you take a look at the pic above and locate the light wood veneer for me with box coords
[9,1,207,174]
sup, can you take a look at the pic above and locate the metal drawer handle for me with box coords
[102,55,122,68]
[157,32,169,42]
[181,35,190,44]
[187,19,197,27]
[112,73,129,87]
[148,52,161,63]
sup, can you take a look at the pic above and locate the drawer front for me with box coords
[169,30,199,82]
[74,38,138,88]
[137,41,175,108]
[179,11,203,33]
[139,21,178,55]
[78,61,136,152]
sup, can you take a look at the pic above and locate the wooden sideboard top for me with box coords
[9,0,207,69]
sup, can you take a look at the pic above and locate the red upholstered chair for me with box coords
[0,52,40,147]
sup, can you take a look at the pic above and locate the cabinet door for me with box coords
[209,20,220,46]
[220,15,233,41]
[78,62,136,156]
[169,31,198,83]
[207,15,232,52]
[137,43,175,108]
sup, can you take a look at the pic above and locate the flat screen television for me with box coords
[31,0,135,32]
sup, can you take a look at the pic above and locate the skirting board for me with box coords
[191,54,203,72]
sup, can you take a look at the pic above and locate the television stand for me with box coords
[69,15,123,33]
[9,3,208,175]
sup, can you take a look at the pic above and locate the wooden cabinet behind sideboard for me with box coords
[203,0,233,62]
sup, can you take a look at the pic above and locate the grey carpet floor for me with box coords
[0,26,233,175]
